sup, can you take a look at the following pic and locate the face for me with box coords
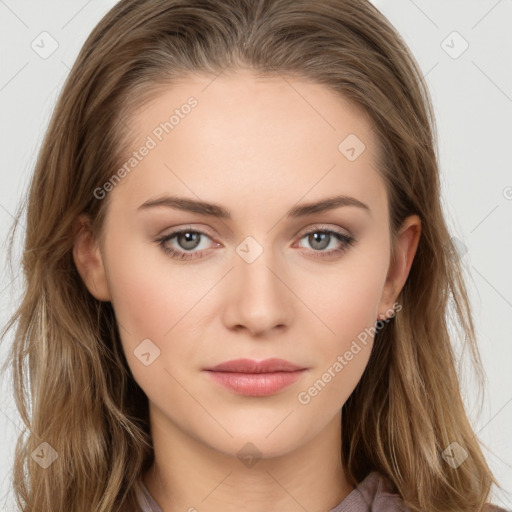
[74,69,419,460]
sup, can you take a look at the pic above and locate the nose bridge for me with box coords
[235,233,283,299]
[224,233,292,334]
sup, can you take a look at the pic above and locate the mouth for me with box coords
[203,358,308,396]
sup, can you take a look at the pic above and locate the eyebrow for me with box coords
[137,194,371,218]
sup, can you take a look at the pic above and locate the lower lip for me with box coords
[204,370,307,396]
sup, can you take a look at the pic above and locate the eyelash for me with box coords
[155,225,355,261]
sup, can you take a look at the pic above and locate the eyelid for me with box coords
[295,223,352,239]
[158,224,219,241]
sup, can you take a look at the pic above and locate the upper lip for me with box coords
[204,358,305,373]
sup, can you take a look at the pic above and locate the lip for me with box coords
[204,358,305,373]
[203,358,308,397]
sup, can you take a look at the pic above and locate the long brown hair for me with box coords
[1,0,503,510]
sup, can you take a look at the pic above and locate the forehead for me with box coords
[129,69,376,150]
[110,70,385,218]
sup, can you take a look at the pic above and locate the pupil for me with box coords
[180,232,200,250]
[310,232,329,250]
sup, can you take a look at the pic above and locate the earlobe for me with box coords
[72,214,111,302]
[378,215,421,318]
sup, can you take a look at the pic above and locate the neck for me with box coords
[143,407,354,512]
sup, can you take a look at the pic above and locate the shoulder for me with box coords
[339,472,510,512]
[357,471,411,511]
[329,471,411,511]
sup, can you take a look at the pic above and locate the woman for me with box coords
[1,0,507,510]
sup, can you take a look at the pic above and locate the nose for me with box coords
[221,244,294,337]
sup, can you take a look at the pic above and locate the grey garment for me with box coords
[137,471,510,512]
[138,478,164,512]
[328,471,410,511]
[137,471,408,512]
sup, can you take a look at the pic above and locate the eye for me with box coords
[156,225,355,261]
[156,227,219,261]
[294,227,355,259]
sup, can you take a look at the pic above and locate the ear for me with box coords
[72,214,111,302]
[377,215,421,319]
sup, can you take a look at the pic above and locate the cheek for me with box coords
[295,262,387,412]
[333,265,386,336]
[300,248,389,348]
[293,240,389,401]
[104,227,208,336]
[102,233,228,401]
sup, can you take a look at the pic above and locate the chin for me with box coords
[205,427,305,461]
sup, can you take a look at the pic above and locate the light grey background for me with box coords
[1,0,511,509]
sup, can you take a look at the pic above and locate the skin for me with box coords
[73,68,421,512]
